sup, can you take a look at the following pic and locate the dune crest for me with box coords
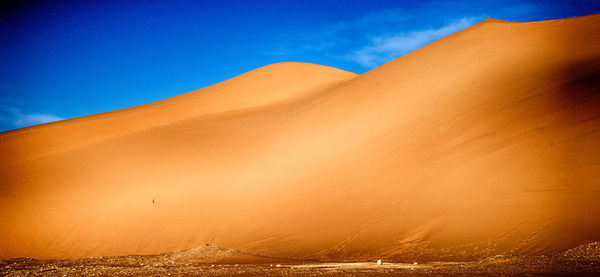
[1,14,600,262]
[0,62,357,164]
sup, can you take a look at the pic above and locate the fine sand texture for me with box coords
[1,14,600,262]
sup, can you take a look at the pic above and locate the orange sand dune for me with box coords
[1,14,600,262]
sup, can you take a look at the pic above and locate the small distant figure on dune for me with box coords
[152,198,155,204]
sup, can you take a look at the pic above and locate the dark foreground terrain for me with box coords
[2,242,600,276]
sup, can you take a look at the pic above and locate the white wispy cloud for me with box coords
[261,9,417,61]
[349,17,479,68]
[14,113,64,126]
[0,107,64,130]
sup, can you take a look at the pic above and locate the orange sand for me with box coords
[1,14,599,262]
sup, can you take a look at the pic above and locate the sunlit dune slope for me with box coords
[1,14,599,262]
[0,62,357,164]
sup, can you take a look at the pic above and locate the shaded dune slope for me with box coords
[1,14,599,262]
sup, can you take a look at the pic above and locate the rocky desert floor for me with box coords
[2,242,600,276]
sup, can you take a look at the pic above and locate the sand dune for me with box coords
[1,14,600,262]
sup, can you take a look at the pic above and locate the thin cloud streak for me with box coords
[350,17,479,68]
[15,113,64,127]
[261,9,418,62]
[0,107,64,131]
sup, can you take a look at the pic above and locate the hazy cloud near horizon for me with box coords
[267,10,485,70]
[349,17,480,68]
[0,107,64,131]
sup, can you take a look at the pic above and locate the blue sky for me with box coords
[1,0,599,131]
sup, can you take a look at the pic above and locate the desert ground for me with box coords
[2,243,600,276]
[1,12,600,274]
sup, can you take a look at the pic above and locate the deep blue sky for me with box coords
[1,0,599,131]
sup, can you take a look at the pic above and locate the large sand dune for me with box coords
[1,14,600,262]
